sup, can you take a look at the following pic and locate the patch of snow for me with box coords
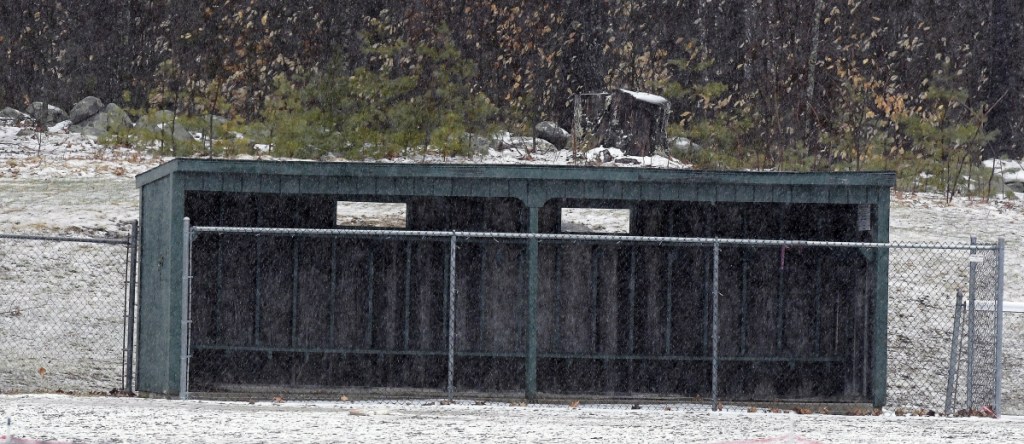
[983,159,1022,173]
[47,120,71,132]
[985,158,1024,185]
[1005,170,1024,184]
[619,88,669,106]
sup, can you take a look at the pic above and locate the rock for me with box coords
[534,121,570,150]
[16,128,35,137]
[0,107,30,124]
[68,103,134,137]
[1005,181,1024,194]
[613,157,641,165]
[669,136,701,154]
[69,96,105,124]
[25,102,69,126]
[104,103,133,130]
[136,110,194,142]
[467,133,498,155]
[586,147,624,163]
[497,135,557,154]
[70,112,109,137]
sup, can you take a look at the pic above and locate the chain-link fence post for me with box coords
[180,217,192,401]
[123,220,139,392]
[448,232,457,401]
[711,240,720,411]
[966,236,977,409]
[526,209,539,401]
[995,238,1006,417]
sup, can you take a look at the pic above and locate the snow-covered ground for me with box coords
[3,121,1024,441]
[1,394,1022,444]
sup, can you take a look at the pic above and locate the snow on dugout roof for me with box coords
[619,88,669,106]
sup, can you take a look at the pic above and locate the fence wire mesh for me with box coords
[886,244,999,416]
[0,232,133,394]
[1001,313,1024,415]
[183,226,1003,414]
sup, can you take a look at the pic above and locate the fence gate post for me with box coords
[995,238,1006,417]
[179,217,192,400]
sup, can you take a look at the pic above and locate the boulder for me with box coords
[497,135,557,154]
[534,121,570,150]
[613,157,641,165]
[136,110,194,142]
[16,127,35,137]
[104,103,133,130]
[589,148,614,163]
[1005,181,1024,194]
[669,136,701,154]
[25,102,69,126]
[467,133,499,155]
[0,107,30,124]
[69,103,134,137]
[70,112,109,137]
[69,96,105,124]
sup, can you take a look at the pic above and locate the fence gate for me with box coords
[0,224,137,394]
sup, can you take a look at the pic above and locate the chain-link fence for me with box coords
[181,224,1005,414]
[886,240,1002,416]
[0,228,136,394]
[997,307,1024,415]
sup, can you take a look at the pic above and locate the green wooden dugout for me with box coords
[135,159,895,405]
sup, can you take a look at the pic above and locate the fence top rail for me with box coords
[190,225,1000,251]
[0,232,130,245]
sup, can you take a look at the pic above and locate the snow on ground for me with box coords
[1,394,1022,444]
[5,122,1024,441]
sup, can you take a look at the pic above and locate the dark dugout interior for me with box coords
[183,191,876,402]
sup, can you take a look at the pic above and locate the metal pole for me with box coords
[179,217,192,400]
[526,208,539,400]
[966,237,977,409]
[945,290,965,416]
[125,220,139,392]
[188,226,1001,251]
[995,238,1006,417]
[712,241,720,410]
[448,233,457,401]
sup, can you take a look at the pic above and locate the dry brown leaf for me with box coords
[38,367,46,377]
[568,400,580,409]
